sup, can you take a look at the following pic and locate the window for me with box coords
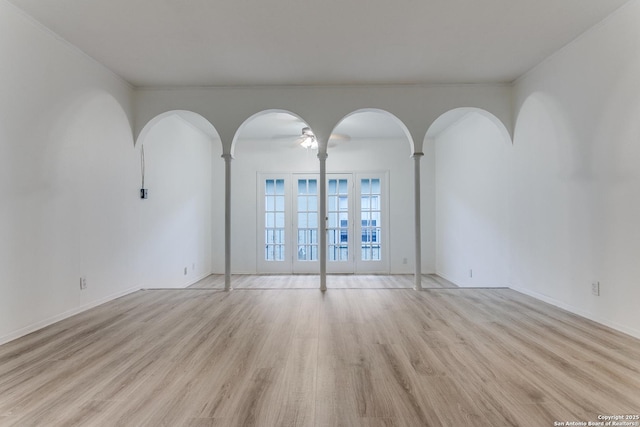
[327,178,350,262]
[360,178,382,261]
[297,178,318,261]
[264,178,285,261]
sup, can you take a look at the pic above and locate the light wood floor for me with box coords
[188,274,459,290]
[1,281,639,426]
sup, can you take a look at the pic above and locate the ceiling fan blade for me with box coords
[270,134,299,141]
[329,133,351,142]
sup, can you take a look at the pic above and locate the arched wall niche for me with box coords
[422,107,511,288]
[136,110,222,149]
[424,107,512,144]
[136,110,224,286]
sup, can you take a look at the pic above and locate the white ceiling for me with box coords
[7,0,631,87]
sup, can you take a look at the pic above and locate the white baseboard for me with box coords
[0,285,141,346]
[180,272,212,289]
[510,285,640,340]
[435,271,458,285]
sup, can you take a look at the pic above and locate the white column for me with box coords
[413,152,424,291]
[318,151,328,291]
[222,153,233,291]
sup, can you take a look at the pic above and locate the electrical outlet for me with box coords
[184,267,187,275]
[402,258,408,265]
[80,277,87,290]
[592,281,600,296]
[470,269,473,278]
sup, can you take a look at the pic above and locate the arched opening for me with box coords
[423,107,512,288]
[136,110,223,288]
[326,109,415,282]
[231,110,318,274]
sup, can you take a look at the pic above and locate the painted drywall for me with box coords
[137,115,218,288]
[134,84,514,154]
[0,1,139,343]
[433,112,509,287]
[511,0,640,338]
[232,130,415,274]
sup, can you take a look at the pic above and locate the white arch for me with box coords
[426,106,511,289]
[135,110,222,148]
[230,109,311,158]
[331,108,416,155]
[424,107,512,145]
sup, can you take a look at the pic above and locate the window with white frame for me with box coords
[360,177,382,261]
[264,178,286,261]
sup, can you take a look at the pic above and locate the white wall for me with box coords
[134,84,514,154]
[232,133,415,274]
[433,113,509,287]
[138,115,218,288]
[0,1,139,343]
[511,0,640,338]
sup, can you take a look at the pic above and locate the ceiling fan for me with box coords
[298,127,318,149]
[272,127,351,149]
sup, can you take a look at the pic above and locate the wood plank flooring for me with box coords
[188,274,458,290]
[0,280,639,426]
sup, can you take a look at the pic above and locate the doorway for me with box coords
[258,172,387,274]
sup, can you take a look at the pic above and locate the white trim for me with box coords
[510,285,640,341]
[436,271,503,288]
[0,285,140,346]
[157,272,212,290]
[435,271,458,286]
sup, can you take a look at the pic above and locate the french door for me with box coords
[326,175,353,273]
[355,176,386,273]
[259,175,290,273]
[258,172,387,274]
[292,175,319,273]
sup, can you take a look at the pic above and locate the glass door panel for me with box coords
[360,178,381,261]
[258,175,291,273]
[327,175,353,273]
[356,174,388,273]
[293,176,319,273]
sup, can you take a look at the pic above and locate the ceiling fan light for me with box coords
[299,126,318,149]
[300,136,317,149]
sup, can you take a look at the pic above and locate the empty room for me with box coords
[1,0,639,426]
